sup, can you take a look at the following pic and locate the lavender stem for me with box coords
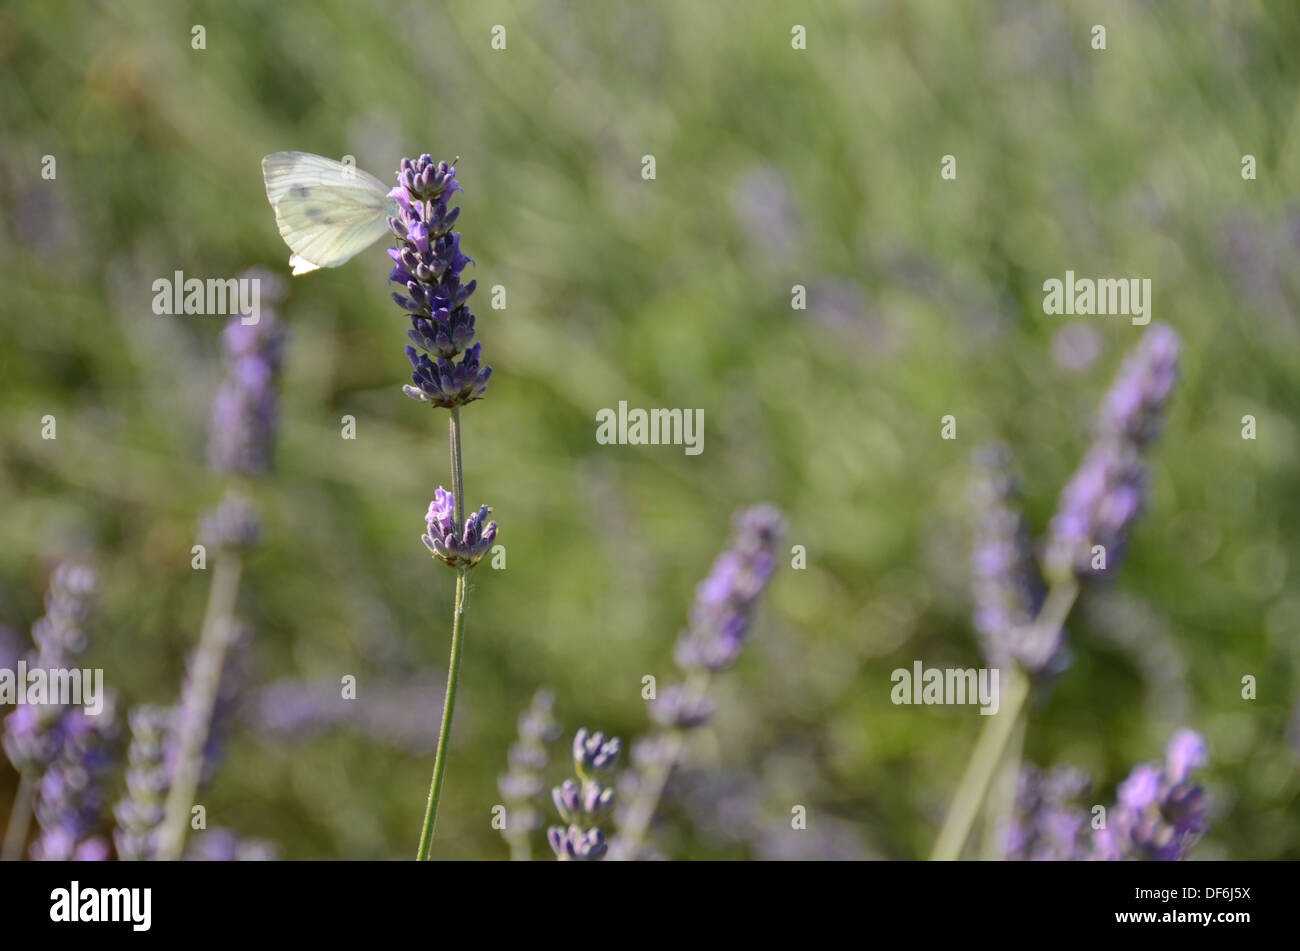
[980,712,1026,860]
[1,774,35,861]
[157,554,243,861]
[417,406,469,860]
[931,577,1078,860]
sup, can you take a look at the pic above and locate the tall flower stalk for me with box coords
[385,155,497,860]
[157,281,284,860]
[612,505,784,860]
[932,324,1182,860]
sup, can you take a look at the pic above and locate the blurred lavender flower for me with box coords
[420,487,497,569]
[207,275,287,475]
[199,490,262,552]
[1094,728,1209,861]
[3,563,98,792]
[498,689,560,860]
[30,698,119,861]
[969,445,1058,672]
[112,705,173,860]
[548,728,620,861]
[1007,764,1092,861]
[387,155,492,407]
[674,505,786,674]
[1045,324,1181,580]
[185,828,279,861]
[168,622,251,787]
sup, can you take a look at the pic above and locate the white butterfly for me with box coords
[261,151,399,276]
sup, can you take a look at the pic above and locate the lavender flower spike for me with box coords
[548,728,621,861]
[31,697,119,861]
[421,487,498,568]
[388,156,491,408]
[1093,728,1209,861]
[498,689,561,860]
[207,273,287,475]
[113,705,174,860]
[1045,324,1181,580]
[674,504,786,673]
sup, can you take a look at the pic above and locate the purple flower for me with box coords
[1008,764,1092,861]
[1045,325,1180,581]
[420,487,498,568]
[30,698,119,862]
[185,828,279,861]
[969,445,1057,672]
[387,155,491,408]
[674,505,786,672]
[207,275,286,475]
[112,705,173,860]
[1093,728,1209,861]
[548,728,621,861]
[199,490,261,551]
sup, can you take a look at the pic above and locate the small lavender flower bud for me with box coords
[547,824,608,861]
[650,684,717,729]
[1096,323,1181,449]
[572,727,621,778]
[420,487,498,569]
[1093,728,1209,861]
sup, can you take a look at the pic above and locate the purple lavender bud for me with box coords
[185,828,280,861]
[31,696,119,861]
[1095,729,1209,861]
[3,563,98,776]
[1008,764,1093,861]
[199,490,261,551]
[650,684,717,729]
[1045,326,1181,581]
[1096,324,1181,449]
[969,445,1056,672]
[420,488,498,569]
[547,824,608,861]
[387,156,490,407]
[207,275,287,475]
[674,504,785,673]
[572,728,621,778]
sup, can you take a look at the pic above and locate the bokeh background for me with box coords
[1,0,1298,859]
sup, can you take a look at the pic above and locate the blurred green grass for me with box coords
[1,0,1298,858]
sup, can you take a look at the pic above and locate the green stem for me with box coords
[416,406,469,860]
[980,710,1026,860]
[417,567,467,860]
[612,669,711,860]
[157,553,243,861]
[930,578,1079,861]
[1,774,35,861]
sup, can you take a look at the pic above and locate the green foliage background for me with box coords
[1,0,1297,859]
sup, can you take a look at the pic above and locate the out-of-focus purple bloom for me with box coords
[199,490,261,551]
[420,487,497,568]
[3,564,98,776]
[113,705,173,860]
[674,505,786,673]
[167,622,251,787]
[30,698,119,861]
[497,689,560,858]
[1093,728,1209,861]
[549,728,620,861]
[969,445,1058,672]
[185,828,279,861]
[387,155,491,408]
[649,684,716,729]
[207,273,287,475]
[1008,764,1092,861]
[1045,324,1180,581]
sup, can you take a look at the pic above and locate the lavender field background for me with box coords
[1,0,1298,860]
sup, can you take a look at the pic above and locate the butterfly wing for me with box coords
[261,151,398,275]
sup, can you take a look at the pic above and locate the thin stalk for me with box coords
[417,567,467,859]
[157,554,243,861]
[980,711,1026,860]
[612,669,711,860]
[416,406,469,860]
[930,578,1079,861]
[1,774,36,861]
